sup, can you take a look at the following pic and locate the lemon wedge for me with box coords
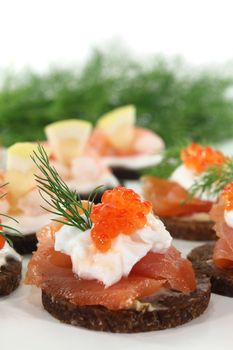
[6,142,38,201]
[97,105,136,150]
[45,119,92,166]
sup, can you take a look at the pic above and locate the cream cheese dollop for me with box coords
[0,242,21,267]
[170,164,216,202]
[54,213,172,287]
[224,209,233,228]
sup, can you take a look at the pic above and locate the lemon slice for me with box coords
[45,119,92,166]
[97,105,136,150]
[6,142,38,202]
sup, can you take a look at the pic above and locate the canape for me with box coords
[1,143,54,254]
[188,182,233,297]
[0,215,22,296]
[88,105,165,181]
[142,143,227,241]
[45,119,119,201]
[25,146,210,333]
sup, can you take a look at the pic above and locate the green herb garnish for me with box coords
[31,144,99,231]
[189,158,233,199]
[1,48,233,148]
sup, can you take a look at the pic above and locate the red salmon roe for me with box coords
[0,221,5,249]
[181,143,225,173]
[0,235,6,249]
[90,187,152,252]
[222,182,233,211]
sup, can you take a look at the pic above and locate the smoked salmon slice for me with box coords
[209,198,225,223]
[26,246,166,310]
[210,201,233,268]
[213,238,233,269]
[142,176,212,217]
[26,221,196,310]
[132,246,196,293]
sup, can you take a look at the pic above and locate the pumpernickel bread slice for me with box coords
[41,276,211,333]
[5,233,37,255]
[161,217,216,241]
[112,167,140,181]
[0,257,22,296]
[188,243,233,297]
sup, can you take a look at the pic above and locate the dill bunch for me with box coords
[31,144,100,231]
[1,47,233,147]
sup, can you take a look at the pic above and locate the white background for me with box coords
[1,0,233,71]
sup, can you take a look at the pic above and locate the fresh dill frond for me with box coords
[140,139,190,179]
[189,158,233,199]
[31,144,100,231]
[1,48,233,147]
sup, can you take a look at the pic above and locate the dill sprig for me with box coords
[189,158,233,199]
[31,144,99,231]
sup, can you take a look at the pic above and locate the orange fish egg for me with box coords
[181,143,225,173]
[0,218,5,249]
[222,182,233,211]
[0,234,6,249]
[90,187,152,252]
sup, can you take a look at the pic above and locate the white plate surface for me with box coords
[1,239,233,350]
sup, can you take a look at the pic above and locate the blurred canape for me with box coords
[0,142,54,254]
[45,119,119,201]
[188,181,233,297]
[142,143,228,241]
[88,105,165,181]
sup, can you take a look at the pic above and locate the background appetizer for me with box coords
[142,143,227,241]
[189,181,233,297]
[45,119,119,202]
[1,142,54,254]
[0,212,22,296]
[89,105,165,181]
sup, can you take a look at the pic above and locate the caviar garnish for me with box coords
[181,143,225,173]
[91,187,152,252]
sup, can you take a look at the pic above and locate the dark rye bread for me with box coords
[5,233,37,255]
[188,243,233,297]
[161,216,216,241]
[0,257,22,296]
[41,276,211,333]
[112,167,140,181]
